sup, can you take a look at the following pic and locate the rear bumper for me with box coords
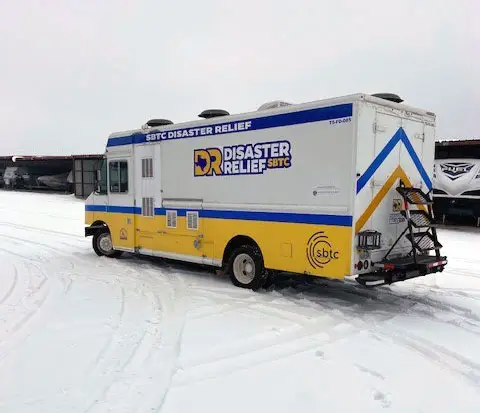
[356,254,448,287]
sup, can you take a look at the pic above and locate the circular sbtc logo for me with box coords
[306,232,340,269]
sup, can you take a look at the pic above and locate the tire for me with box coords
[92,228,123,258]
[227,245,267,290]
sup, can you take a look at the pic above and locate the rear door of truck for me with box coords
[357,105,431,259]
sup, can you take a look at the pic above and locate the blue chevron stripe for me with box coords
[356,127,432,194]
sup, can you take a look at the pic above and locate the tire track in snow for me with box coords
[275,277,480,328]
[141,273,187,413]
[0,244,49,263]
[375,329,480,387]
[0,258,60,366]
[83,263,187,413]
[84,284,149,413]
[173,315,359,388]
[0,207,79,222]
[0,223,87,367]
[0,262,19,306]
[277,280,480,339]
[170,282,371,387]
[0,232,93,292]
[391,290,480,325]
[265,283,480,394]
[186,292,311,326]
[117,267,188,413]
[0,232,84,260]
[0,220,82,236]
[443,266,480,282]
[171,274,480,388]
[273,280,480,388]
[85,286,127,377]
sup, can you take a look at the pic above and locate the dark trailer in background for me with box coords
[0,154,103,199]
[0,155,73,191]
[433,139,480,226]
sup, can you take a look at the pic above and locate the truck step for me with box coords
[405,231,442,253]
[400,210,436,228]
[396,187,433,205]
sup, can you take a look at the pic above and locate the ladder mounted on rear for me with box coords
[356,182,448,287]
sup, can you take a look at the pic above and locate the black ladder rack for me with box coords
[381,184,444,267]
[356,183,448,287]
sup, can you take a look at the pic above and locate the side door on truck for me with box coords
[107,153,136,251]
[134,143,160,251]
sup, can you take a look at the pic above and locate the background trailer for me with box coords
[433,139,480,225]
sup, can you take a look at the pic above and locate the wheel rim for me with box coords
[233,253,256,284]
[98,233,113,254]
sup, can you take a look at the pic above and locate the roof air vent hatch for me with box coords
[257,100,293,111]
[198,109,230,119]
[371,93,404,103]
[145,119,174,127]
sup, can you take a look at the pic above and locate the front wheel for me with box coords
[92,228,123,258]
[228,245,267,290]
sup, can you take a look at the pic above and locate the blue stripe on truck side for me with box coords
[106,103,353,147]
[86,205,353,227]
[85,205,141,214]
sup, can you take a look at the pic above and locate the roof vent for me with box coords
[198,109,230,119]
[371,93,404,103]
[145,119,174,127]
[257,100,293,111]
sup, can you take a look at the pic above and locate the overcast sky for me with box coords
[1,0,478,155]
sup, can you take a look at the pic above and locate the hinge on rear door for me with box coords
[414,132,425,141]
[373,122,386,133]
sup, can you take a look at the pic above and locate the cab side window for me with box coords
[109,160,128,193]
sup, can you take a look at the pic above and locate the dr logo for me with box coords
[194,140,292,177]
[194,148,222,176]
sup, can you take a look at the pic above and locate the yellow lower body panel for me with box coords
[203,217,352,279]
[86,212,353,280]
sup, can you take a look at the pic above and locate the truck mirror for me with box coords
[94,170,101,193]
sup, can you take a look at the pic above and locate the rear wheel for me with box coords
[92,228,123,258]
[228,245,267,290]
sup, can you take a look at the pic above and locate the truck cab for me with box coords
[85,152,135,257]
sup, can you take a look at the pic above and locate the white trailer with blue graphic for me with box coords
[84,92,447,289]
[432,139,480,226]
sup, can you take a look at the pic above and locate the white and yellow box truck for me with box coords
[85,92,448,289]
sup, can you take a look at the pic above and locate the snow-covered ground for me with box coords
[1,191,480,413]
